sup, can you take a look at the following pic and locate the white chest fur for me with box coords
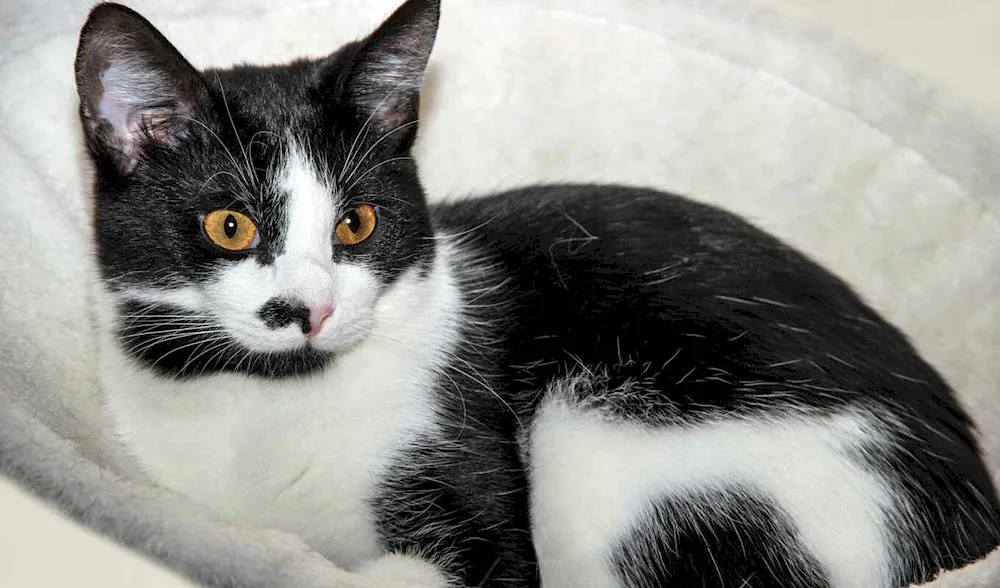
[97,253,461,568]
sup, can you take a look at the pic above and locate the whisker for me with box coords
[126,330,228,356]
[214,73,257,187]
[175,114,251,192]
[121,325,226,339]
[344,156,414,194]
[198,169,244,196]
[180,333,238,374]
[338,78,416,184]
[423,214,501,243]
[342,119,420,188]
[146,333,232,368]
[199,339,241,377]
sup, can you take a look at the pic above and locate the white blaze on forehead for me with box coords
[278,144,338,259]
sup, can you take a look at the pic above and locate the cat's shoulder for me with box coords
[429,183,779,256]
[431,183,696,219]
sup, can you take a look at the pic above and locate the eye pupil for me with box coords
[224,214,238,238]
[345,211,360,233]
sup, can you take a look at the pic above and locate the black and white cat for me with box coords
[75,1,1000,586]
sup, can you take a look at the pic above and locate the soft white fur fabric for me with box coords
[0,0,997,585]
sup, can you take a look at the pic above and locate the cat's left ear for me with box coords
[74,3,213,174]
[331,0,440,143]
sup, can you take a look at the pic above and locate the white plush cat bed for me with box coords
[1,0,998,585]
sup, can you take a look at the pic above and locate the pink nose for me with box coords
[304,305,334,340]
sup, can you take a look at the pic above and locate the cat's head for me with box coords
[75,0,441,379]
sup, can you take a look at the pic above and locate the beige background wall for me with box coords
[1,1,998,586]
[756,0,1000,114]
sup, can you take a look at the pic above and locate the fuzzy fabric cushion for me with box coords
[1,0,997,585]
[911,548,1000,588]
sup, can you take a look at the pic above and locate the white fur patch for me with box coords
[100,142,465,567]
[278,146,339,261]
[99,241,463,568]
[528,386,898,588]
[357,552,454,588]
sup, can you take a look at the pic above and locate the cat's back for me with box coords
[432,184,984,449]
[431,184,1000,586]
[432,184,914,374]
[433,184,860,305]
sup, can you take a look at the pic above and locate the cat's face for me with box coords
[75,0,441,378]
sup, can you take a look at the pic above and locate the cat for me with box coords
[74,1,1000,586]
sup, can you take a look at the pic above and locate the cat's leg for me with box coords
[524,373,905,588]
[356,553,458,588]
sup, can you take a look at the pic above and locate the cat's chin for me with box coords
[132,339,338,381]
[236,345,338,380]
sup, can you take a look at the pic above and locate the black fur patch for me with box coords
[117,300,332,379]
[611,489,829,588]
[257,297,310,332]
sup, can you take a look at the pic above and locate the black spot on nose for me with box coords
[257,298,310,333]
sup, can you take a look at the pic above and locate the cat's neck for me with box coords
[92,241,468,563]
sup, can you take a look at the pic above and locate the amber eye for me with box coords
[335,204,377,246]
[203,210,259,251]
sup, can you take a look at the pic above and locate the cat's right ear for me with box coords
[321,0,440,147]
[75,3,211,175]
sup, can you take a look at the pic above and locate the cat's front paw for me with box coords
[357,552,457,588]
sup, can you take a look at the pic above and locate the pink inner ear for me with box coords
[97,61,183,160]
[99,62,151,137]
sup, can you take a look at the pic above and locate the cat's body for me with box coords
[77,1,1000,587]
